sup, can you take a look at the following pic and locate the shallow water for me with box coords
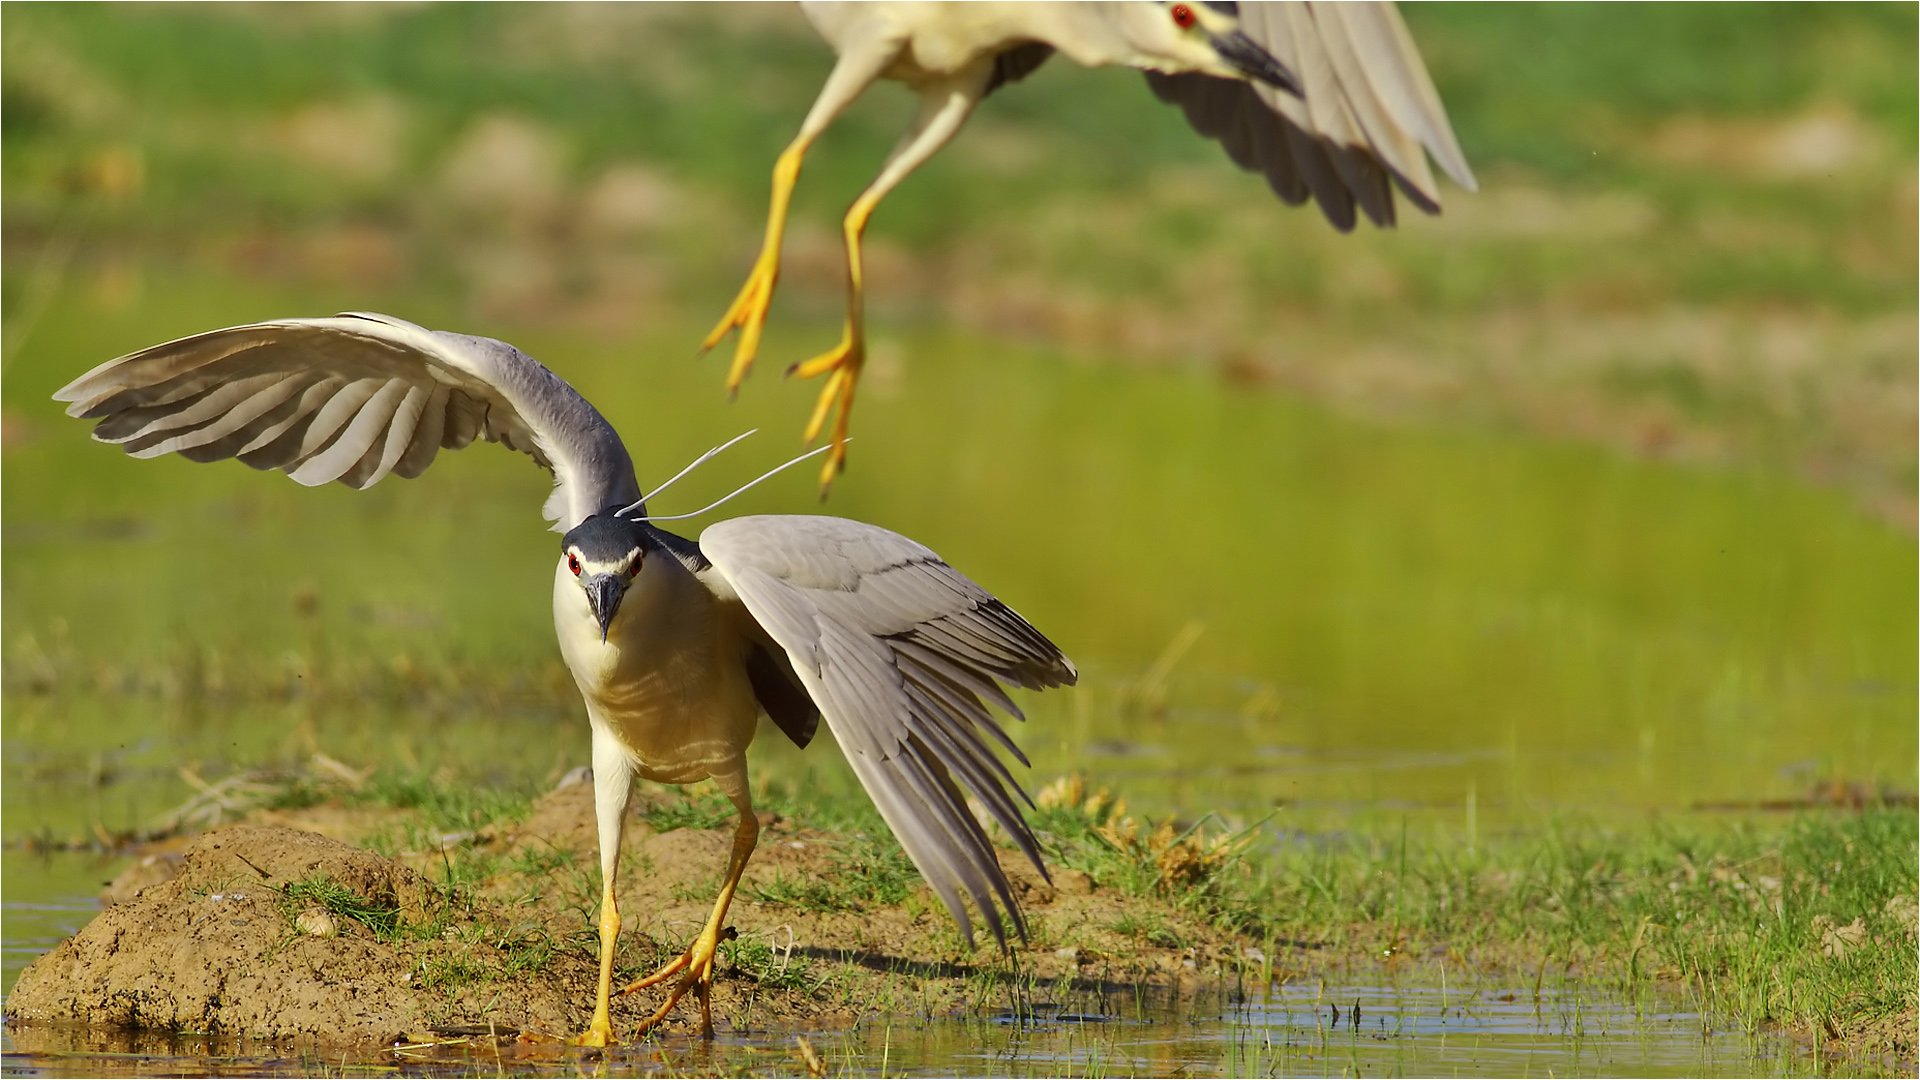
[3,947,1802,1077]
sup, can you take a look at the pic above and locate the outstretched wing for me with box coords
[698,515,1077,947]
[53,312,641,531]
[1148,1,1476,230]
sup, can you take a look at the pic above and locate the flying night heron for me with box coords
[704,0,1477,487]
[54,312,1076,1045]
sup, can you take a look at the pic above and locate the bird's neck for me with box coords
[612,557,708,653]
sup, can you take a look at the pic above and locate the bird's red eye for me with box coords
[568,555,581,576]
[629,557,642,577]
[1171,3,1197,29]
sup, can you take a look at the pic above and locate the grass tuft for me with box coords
[276,873,401,941]
[640,788,738,833]
[747,833,918,914]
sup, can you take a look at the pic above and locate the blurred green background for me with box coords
[3,2,1915,844]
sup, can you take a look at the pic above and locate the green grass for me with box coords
[747,832,919,915]
[640,787,739,833]
[33,755,1920,1063]
[263,776,587,999]
[1237,808,1919,1054]
[277,872,402,940]
[351,770,537,841]
[739,766,1916,1055]
[720,930,813,993]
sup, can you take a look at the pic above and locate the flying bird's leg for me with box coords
[573,730,636,1047]
[702,35,906,395]
[789,75,985,490]
[619,771,759,1039]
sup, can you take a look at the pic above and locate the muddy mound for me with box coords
[8,780,1255,1047]
[7,827,608,1043]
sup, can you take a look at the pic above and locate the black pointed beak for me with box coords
[1213,30,1302,97]
[586,575,625,643]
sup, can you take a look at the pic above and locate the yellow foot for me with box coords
[617,927,737,1039]
[788,332,863,492]
[703,256,780,397]
[570,1016,616,1048]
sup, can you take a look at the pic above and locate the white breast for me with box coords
[551,555,761,786]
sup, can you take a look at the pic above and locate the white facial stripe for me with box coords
[576,546,643,576]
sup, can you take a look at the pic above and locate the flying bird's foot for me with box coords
[619,926,738,1039]
[788,328,863,492]
[703,255,781,398]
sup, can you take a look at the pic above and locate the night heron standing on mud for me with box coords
[704,0,1477,487]
[54,312,1076,1045]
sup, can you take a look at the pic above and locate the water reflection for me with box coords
[4,969,1799,1078]
[1,858,1802,1078]
[2,853,118,998]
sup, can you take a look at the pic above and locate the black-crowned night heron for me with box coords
[704,0,1477,487]
[54,312,1075,1045]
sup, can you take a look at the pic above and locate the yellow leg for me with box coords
[784,78,980,492]
[572,876,622,1047]
[617,802,761,1039]
[787,192,882,491]
[703,138,812,396]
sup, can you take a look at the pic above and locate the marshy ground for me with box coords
[6,770,1322,1046]
[7,761,1915,1074]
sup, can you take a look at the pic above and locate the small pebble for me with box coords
[296,907,338,937]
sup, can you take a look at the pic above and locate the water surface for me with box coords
[3,952,1803,1077]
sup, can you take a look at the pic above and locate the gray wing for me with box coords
[698,515,1077,947]
[52,312,641,531]
[1148,1,1475,230]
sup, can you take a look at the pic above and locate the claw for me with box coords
[705,141,808,400]
[788,329,861,492]
[704,255,780,397]
[570,1019,616,1049]
[620,927,738,1040]
[617,944,693,996]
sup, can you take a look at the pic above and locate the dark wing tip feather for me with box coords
[1144,0,1471,229]
[986,41,1054,95]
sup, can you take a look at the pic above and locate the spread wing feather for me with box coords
[699,515,1076,946]
[53,312,641,531]
[1147,0,1475,230]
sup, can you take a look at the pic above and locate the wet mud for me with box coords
[7,779,1256,1048]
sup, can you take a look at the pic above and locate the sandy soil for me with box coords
[7,779,1256,1048]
